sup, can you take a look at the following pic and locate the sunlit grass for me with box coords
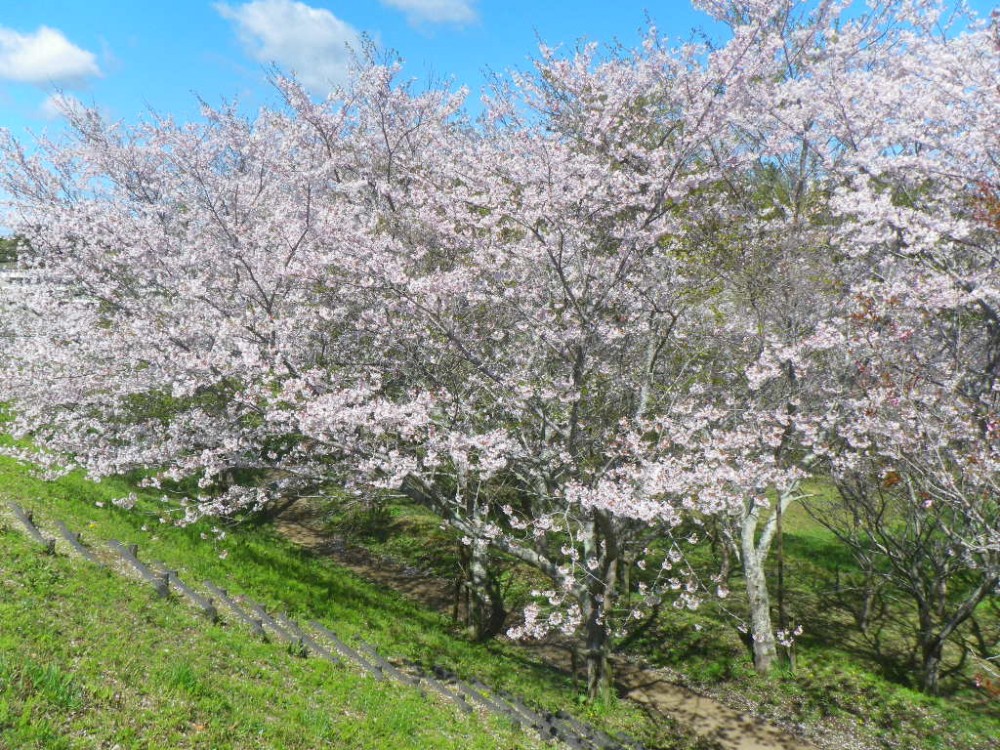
[0,452,694,749]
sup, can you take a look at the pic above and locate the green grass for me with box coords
[2,443,996,750]
[0,453,703,750]
[320,487,1000,750]
[322,498,463,578]
[1,527,545,749]
[0,521,550,750]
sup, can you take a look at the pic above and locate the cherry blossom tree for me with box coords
[0,53,467,516]
[346,35,744,696]
[0,41,729,697]
[1,0,996,701]
[772,0,1000,693]
[810,272,1000,692]
[677,0,999,680]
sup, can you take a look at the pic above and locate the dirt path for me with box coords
[275,502,818,750]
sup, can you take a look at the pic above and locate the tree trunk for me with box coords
[916,594,948,695]
[455,540,506,640]
[775,481,793,671]
[743,544,778,674]
[920,637,944,695]
[856,569,881,636]
[583,589,612,701]
[452,467,506,640]
[582,510,619,701]
[913,574,998,694]
[466,541,506,640]
[733,489,800,675]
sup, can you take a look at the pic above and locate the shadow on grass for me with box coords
[782,532,857,572]
[226,536,450,633]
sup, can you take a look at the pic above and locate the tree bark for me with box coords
[742,542,778,674]
[582,587,611,700]
[733,488,800,675]
[466,540,506,640]
[920,637,943,695]
[582,510,619,701]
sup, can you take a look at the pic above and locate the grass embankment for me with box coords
[1,528,513,750]
[0,455,698,750]
[321,492,1000,750]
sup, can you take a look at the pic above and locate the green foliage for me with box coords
[0,236,22,265]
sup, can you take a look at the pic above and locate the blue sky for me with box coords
[0,1,995,137]
[0,0,732,137]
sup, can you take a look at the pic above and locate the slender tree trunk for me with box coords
[620,554,632,610]
[454,542,469,624]
[467,541,506,640]
[734,489,800,675]
[775,484,794,670]
[742,542,778,674]
[583,589,612,701]
[856,564,881,635]
[582,510,619,701]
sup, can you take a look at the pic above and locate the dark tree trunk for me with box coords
[456,542,506,640]
[582,510,620,701]
[920,637,944,695]
[467,542,506,640]
[584,592,612,701]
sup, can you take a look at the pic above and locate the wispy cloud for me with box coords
[216,0,360,94]
[0,25,101,87]
[380,0,478,26]
[39,91,85,120]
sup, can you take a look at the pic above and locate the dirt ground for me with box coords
[275,501,821,750]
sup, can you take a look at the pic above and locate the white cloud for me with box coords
[216,0,360,94]
[39,92,85,120]
[0,25,101,86]
[380,0,477,25]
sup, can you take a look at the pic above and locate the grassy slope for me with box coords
[0,454,697,750]
[1,528,526,750]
